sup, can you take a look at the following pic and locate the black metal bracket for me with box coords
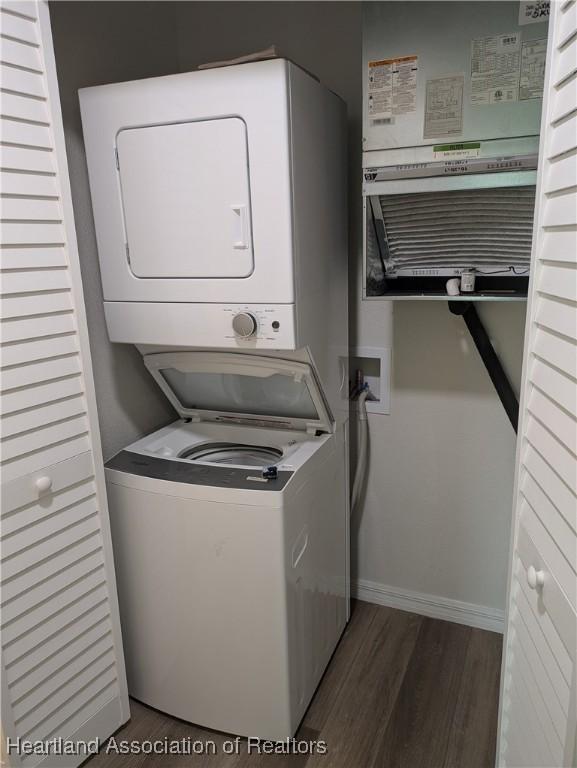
[448,301,519,432]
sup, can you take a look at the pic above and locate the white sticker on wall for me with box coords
[519,0,550,25]
[471,32,521,105]
[368,55,418,121]
[423,74,464,139]
[520,39,547,99]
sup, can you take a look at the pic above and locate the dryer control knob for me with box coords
[232,312,257,338]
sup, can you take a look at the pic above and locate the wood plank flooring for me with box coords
[87,602,502,768]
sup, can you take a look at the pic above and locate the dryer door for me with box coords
[143,352,334,434]
[117,118,253,279]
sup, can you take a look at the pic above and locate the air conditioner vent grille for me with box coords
[377,186,536,274]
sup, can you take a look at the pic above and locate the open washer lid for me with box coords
[143,352,334,434]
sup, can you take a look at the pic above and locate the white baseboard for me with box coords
[352,578,505,634]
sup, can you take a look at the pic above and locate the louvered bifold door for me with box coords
[0,2,129,765]
[497,2,577,767]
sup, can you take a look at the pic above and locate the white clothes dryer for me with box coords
[79,60,348,364]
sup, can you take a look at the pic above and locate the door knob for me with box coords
[34,475,53,494]
[527,565,545,590]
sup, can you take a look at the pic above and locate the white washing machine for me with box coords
[105,352,348,739]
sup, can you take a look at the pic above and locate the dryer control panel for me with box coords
[225,305,290,344]
[104,302,298,350]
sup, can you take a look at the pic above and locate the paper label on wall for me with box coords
[518,0,550,25]
[368,55,418,121]
[471,32,521,105]
[423,74,464,139]
[520,39,547,99]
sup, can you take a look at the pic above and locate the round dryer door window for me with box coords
[179,442,282,468]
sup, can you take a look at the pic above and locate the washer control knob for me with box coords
[232,312,257,338]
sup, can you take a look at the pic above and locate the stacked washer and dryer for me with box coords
[79,59,349,740]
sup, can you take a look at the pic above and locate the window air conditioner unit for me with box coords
[362,1,548,300]
[363,153,537,298]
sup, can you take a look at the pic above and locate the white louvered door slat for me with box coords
[497,2,577,767]
[0,2,130,767]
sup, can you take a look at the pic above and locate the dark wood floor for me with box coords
[89,602,502,768]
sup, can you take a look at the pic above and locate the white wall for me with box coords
[173,1,526,618]
[49,1,178,459]
[356,301,524,616]
[52,1,527,618]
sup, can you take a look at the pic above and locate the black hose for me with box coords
[449,301,519,432]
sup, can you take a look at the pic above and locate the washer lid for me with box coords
[143,352,334,434]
